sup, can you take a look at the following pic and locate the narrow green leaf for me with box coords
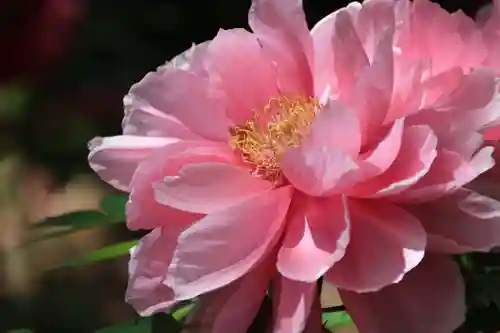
[32,210,110,229]
[171,303,195,321]
[8,329,33,333]
[100,194,128,220]
[322,311,353,331]
[95,318,151,333]
[52,239,138,270]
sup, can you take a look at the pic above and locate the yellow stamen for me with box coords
[229,96,320,184]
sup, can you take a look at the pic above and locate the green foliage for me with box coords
[100,194,128,220]
[95,304,193,333]
[50,239,138,270]
[323,311,353,331]
[29,194,128,244]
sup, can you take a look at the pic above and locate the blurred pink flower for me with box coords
[89,0,500,332]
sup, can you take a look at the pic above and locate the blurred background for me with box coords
[0,0,492,332]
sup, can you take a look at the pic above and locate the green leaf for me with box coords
[32,210,110,229]
[100,194,128,220]
[322,311,353,331]
[171,303,195,321]
[52,239,138,269]
[95,318,151,333]
[8,329,33,333]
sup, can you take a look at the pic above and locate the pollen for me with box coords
[229,96,321,184]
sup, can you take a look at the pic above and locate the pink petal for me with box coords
[126,229,177,316]
[310,8,340,100]
[350,125,437,198]
[183,256,275,333]
[340,254,466,333]
[406,186,500,253]
[351,20,394,140]
[154,162,273,214]
[88,135,177,191]
[277,195,350,282]
[484,125,500,141]
[325,199,426,293]
[248,0,313,96]
[308,99,361,157]
[128,65,233,142]
[331,9,369,103]
[165,186,293,300]
[272,276,317,333]
[127,141,234,230]
[282,101,361,196]
[355,119,404,181]
[394,146,495,203]
[205,28,279,124]
[282,147,358,197]
[122,94,202,140]
[302,295,324,333]
[122,43,209,139]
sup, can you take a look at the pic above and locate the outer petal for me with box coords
[272,276,317,333]
[340,254,466,333]
[126,229,177,316]
[129,65,233,142]
[406,186,500,253]
[122,42,209,139]
[154,162,273,214]
[248,0,313,96]
[165,186,293,300]
[325,199,426,293]
[127,141,235,230]
[182,256,275,333]
[282,100,361,196]
[88,135,177,191]
[122,94,202,140]
[277,195,350,282]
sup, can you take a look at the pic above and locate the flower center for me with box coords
[229,96,320,184]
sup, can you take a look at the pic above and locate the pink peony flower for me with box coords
[89,0,500,332]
